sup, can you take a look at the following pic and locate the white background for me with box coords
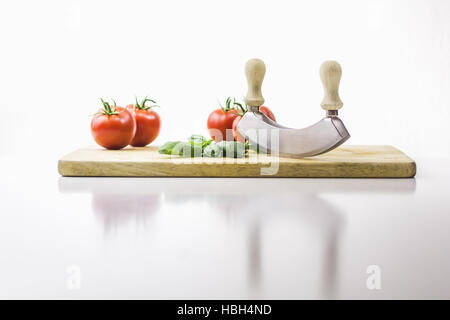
[1,1,450,300]
[0,0,449,160]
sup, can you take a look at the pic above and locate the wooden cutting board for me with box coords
[58,145,416,178]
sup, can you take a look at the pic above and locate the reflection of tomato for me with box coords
[92,193,161,232]
[91,99,136,150]
[232,106,276,142]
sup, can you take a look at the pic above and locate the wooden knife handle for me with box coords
[320,60,343,111]
[244,58,266,107]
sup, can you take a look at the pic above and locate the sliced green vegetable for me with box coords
[159,135,248,158]
[188,134,207,146]
[158,141,181,154]
[171,142,203,158]
[188,134,213,152]
[203,142,223,157]
[215,141,246,158]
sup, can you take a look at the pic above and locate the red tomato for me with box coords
[232,115,245,143]
[127,105,161,147]
[259,106,276,122]
[232,106,276,142]
[207,108,239,142]
[91,100,136,150]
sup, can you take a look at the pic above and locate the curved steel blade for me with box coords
[237,112,350,158]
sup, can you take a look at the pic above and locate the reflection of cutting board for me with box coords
[58,145,416,178]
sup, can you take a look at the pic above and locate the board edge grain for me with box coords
[58,145,417,178]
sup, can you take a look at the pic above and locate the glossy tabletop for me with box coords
[0,156,449,299]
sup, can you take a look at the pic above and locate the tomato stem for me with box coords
[98,98,125,116]
[135,96,159,110]
[220,97,247,116]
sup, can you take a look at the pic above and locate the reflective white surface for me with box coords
[0,157,449,299]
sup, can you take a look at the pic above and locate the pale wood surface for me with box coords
[58,145,416,178]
